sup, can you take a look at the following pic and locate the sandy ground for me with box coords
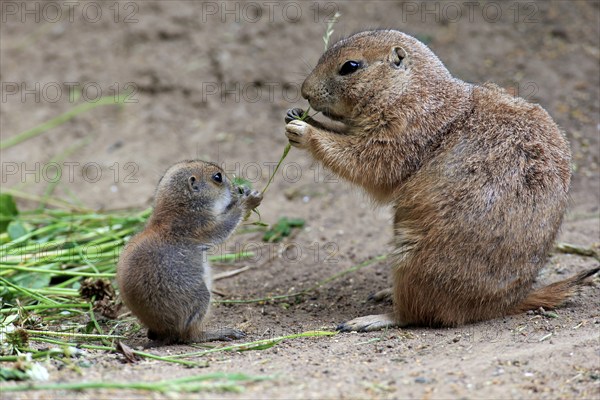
[1,1,599,399]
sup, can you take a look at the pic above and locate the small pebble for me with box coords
[414,377,432,384]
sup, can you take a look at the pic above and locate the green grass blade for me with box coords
[2,373,271,393]
[1,95,128,150]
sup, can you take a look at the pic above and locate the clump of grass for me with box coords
[262,217,305,242]
[1,92,149,365]
[0,202,255,297]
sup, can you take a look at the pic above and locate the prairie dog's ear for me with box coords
[390,47,407,68]
[188,176,200,192]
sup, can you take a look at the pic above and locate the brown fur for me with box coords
[116,160,262,343]
[285,30,597,330]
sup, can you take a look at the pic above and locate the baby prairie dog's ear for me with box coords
[389,47,407,68]
[188,175,200,192]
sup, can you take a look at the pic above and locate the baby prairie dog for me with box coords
[285,29,598,331]
[117,160,262,344]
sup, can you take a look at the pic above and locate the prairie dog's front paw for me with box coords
[285,108,306,123]
[242,188,263,210]
[286,120,312,149]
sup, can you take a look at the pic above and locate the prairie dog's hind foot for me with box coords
[337,313,401,333]
[144,328,245,346]
[143,330,176,348]
[197,328,246,342]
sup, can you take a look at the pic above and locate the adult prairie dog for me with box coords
[117,160,262,343]
[285,29,598,331]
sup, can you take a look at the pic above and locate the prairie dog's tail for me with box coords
[509,267,599,314]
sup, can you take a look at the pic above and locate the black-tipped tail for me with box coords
[510,267,599,314]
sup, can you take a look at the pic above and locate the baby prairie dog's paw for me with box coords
[286,120,313,149]
[240,186,263,210]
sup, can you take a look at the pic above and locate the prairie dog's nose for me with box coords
[301,76,311,100]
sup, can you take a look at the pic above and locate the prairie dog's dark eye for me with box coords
[212,172,223,183]
[339,60,361,76]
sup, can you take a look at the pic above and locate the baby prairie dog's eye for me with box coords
[339,60,362,76]
[212,172,223,183]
